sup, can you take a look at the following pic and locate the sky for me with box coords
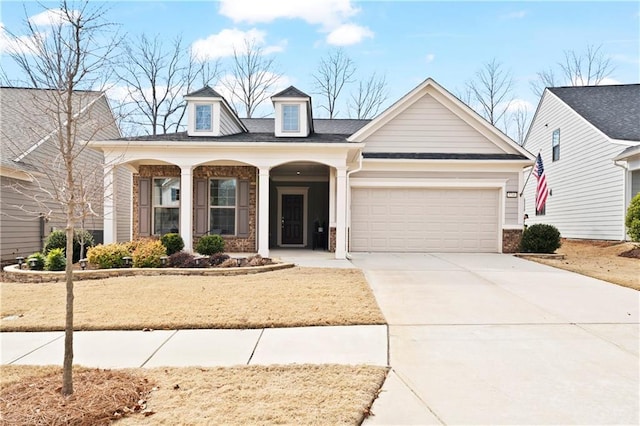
[1,0,639,136]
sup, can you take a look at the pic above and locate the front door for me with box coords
[282,194,304,245]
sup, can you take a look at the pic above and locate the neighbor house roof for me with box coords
[549,84,640,142]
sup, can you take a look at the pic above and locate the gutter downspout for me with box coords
[345,153,364,260]
[613,160,630,241]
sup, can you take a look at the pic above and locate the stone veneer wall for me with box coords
[134,165,257,253]
[502,228,523,253]
[328,226,336,252]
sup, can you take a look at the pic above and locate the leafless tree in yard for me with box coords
[510,105,530,146]
[467,58,514,126]
[117,34,220,135]
[222,39,281,118]
[347,73,388,119]
[530,67,558,98]
[313,48,356,118]
[5,0,120,396]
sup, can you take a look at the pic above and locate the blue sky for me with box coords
[1,0,639,134]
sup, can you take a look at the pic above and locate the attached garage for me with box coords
[350,187,500,252]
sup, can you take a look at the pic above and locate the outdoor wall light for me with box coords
[160,256,169,266]
[122,256,133,267]
[28,258,38,269]
[16,256,25,269]
[79,258,88,270]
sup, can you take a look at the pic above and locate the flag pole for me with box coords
[519,150,540,197]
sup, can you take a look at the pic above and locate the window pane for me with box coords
[210,179,236,206]
[282,105,299,132]
[210,208,235,235]
[195,104,212,131]
[154,207,179,235]
[153,178,180,207]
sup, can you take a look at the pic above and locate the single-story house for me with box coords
[522,84,640,240]
[91,78,534,259]
[0,87,128,264]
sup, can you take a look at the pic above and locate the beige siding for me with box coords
[352,170,520,225]
[523,92,626,240]
[219,108,243,136]
[362,93,504,154]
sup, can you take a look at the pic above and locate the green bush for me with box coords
[196,235,225,256]
[87,243,131,269]
[27,252,46,270]
[44,229,95,263]
[625,193,640,242]
[45,248,66,271]
[161,233,184,256]
[519,223,562,254]
[132,239,166,268]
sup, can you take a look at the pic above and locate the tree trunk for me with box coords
[61,222,74,395]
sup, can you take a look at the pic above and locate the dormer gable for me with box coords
[184,86,246,137]
[271,86,313,137]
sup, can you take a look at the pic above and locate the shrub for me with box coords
[218,257,238,268]
[519,223,562,253]
[87,243,131,269]
[27,252,46,270]
[625,193,640,242]
[45,248,66,271]
[44,229,95,263]
[209,253,230,266]
[132,239,166,268]
[161,233,184,256]
[196,235,225,256]
[169,251,198,268]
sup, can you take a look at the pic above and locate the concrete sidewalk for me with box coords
[1,325,388,368]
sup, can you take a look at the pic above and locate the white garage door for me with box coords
[351,188,500,252]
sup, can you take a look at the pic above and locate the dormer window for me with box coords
[195,104,212,131]
[282,104,300,132]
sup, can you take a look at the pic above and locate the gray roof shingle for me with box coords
[185,86,223,98]
[271,86,310,99]
[549,84,640,141]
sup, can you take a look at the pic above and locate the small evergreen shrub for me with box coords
[168,251,197,268]
[44,229,95,263]
[519,223,562,253]
[132,239,166,268]
[45,248,66,271]
[27,252,46,270]
[625,193,640,242]
[196,235,225,255]
[161,233,184,256]
[87,243,131,269]
[209,253,230,266]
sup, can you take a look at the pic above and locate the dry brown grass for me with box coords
[0,267,386,331]
[523,239,640,290]
[0,365,388,425]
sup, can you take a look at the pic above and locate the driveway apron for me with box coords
[352,252,639,425]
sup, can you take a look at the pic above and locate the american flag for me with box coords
[533,153,549,213]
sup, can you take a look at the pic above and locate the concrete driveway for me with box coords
[350,253,639,425]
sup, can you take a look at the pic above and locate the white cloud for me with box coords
[506,98,534,113]
[596,77,622,85]
[0,22,42,55]
[219,0,358,29]
[28,9,77,26]
[326,23,373,46]
[191,28,285,61]
[501,10,527,20]
[426,53,435,64]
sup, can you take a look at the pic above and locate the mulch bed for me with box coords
[619,246,640,259]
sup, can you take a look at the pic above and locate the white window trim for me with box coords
[276,186,309,247]
[282,104,300,133]
[152,177,180,236]
[195,104,213,132]
[209,177,238,236]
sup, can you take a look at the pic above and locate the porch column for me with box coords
[258,167,270,257]
[335,167,347,259]
[179,165,193,252]
[329,168,336,225]
[103,164,116,244]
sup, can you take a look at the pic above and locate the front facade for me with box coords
[522,84,640,240]
[92,78,534,259]
[0,87,127,264]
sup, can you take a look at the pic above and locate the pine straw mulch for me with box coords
[0,367,154,425]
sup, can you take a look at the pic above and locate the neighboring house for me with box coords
[522,84,640,240]
[90,78,534,259]
[0,87,129,264]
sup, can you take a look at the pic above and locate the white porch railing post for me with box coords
[179,165,193,252]
[335,167,347,259]
[103,164,116,244]
[258,167,270,257]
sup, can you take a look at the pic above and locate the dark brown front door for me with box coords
[282,194,303,245]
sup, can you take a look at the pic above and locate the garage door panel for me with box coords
[351,188,499,252]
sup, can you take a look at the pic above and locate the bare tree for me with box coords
[467,58,514,126]
[222,39,281,118]
[511,105,530,146]
[313,48,356,118]
[117,34,219,135]
[347,73,388,119]
[5,0,120,396]
[530,67,558,98]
